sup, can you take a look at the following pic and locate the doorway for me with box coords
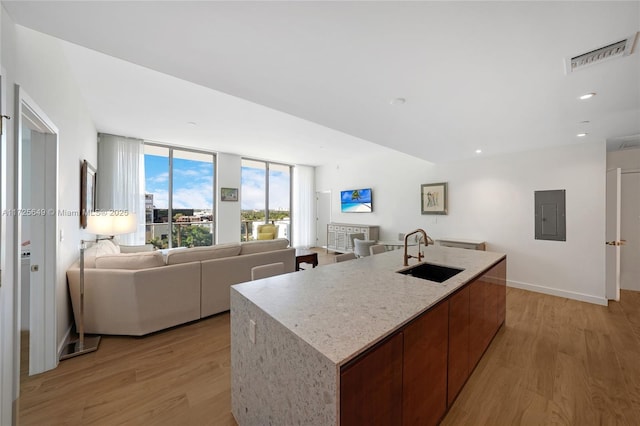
[16,86,59,376]
[620,169,639,291]
[316,191,331,248]
[606,145,640,298]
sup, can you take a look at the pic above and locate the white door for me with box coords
[620,170,640,291]
[605,168,621,301]
[316,191,331,248]
[18,89,59,375]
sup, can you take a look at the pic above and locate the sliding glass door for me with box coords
[241,159,291,242]
[144,144,215,248]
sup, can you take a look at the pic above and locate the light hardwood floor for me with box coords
[18,258,640,425]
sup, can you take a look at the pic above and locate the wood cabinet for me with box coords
[340,257,506,425]
[447,286,470,406]
[340,301,448,426]
[327,223,380,253]
[340,333,403,426]
[469,258,506,371]
[403,301,449,426]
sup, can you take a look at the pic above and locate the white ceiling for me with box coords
[4,1,640,166]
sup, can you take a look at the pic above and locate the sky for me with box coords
[145,155,213,210]
[144,154,290,212]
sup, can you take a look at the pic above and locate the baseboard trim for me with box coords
[507,280,608,306]
[57,324,73,360]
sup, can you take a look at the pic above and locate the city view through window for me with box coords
[241,159,291,242]
[144,145,215,249]
[143,148,291,248]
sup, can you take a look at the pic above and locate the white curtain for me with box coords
[97,133,145,245]
[292,165,315,248]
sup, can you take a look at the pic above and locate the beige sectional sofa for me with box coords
[66,238,295,336]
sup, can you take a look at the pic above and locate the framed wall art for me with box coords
[221,187,239,202]
[421,182,448,215]
[80,159,97,228]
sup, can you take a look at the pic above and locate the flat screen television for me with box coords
[341,188,372,213]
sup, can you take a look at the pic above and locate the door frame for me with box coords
[15,85,59,375]
[316,190,331,248]
[1,67,16,426]
[605,168,621,301]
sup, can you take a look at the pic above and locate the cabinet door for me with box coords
[336,231,346,251]
[468,259,506,371]
[403,301,449,426]
[495,259,507,326]
[468,279,485,371]
[448,286,470,406]
[340,333,403,426]
[327,230,336,249]
[483,274,498,349]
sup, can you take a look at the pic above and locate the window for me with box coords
[144,144,215,248]
[241,159,291,242]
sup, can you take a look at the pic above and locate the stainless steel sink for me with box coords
[397,262,464,283]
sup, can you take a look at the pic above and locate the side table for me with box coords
[295,249,319,271]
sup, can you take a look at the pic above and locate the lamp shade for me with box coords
[86,213,137,236]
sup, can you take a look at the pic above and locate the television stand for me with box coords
[326,223,379,253]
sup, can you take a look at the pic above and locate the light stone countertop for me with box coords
[232,246,506,366]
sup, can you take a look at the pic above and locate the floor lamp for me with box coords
[60,213,137,360]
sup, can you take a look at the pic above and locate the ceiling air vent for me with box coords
[565,32,639,74]
[620,139,640,150]
[607,134,640,152]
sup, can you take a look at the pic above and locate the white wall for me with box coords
[13,25,98,354]
[316,141,607,305]
[607,148,640,291]
[217,153,241,243]
[316,149,434,237]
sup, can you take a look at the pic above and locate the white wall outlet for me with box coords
[249,319,256,344]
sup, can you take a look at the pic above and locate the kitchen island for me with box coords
[231,246,506,425]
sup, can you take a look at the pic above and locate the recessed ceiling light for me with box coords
[577,133,588,137]
[579,93,596,100]
[390,98,406,106]
[187,121,197,126]
[579,120,591,124]
[475,149,482,154]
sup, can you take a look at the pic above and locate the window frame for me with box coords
[144,142,217,248]
[241,157,293,242]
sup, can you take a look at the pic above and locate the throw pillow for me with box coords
[95,252,164,270]
[165,243,241,265]
[258,232,274,240]
[240,238,289,255]
[83,239,121,268]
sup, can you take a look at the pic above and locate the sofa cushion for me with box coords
[84,239,120,268]
[95,251,165,270]
[165,243,241,265]
[119,244,155,253]
[240,238,289,255]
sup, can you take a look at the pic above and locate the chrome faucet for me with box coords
[403,229,429,266]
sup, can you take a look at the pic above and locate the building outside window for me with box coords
[144,144,215,248]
